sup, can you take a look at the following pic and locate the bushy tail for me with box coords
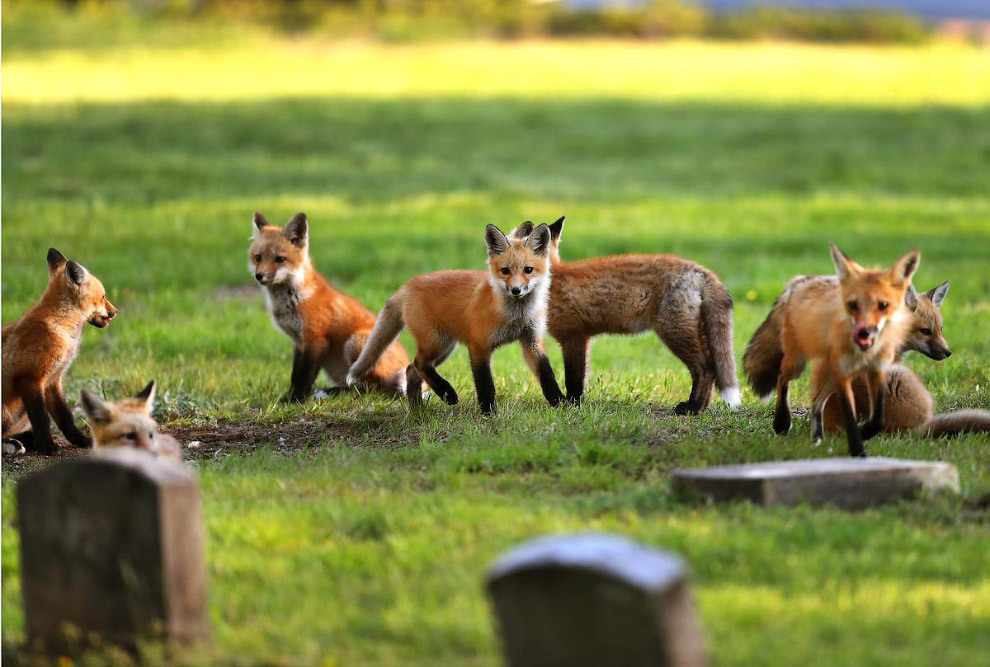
[701,275,741,408]
[920,410,990,438]
[346,290,407,387]
[742,294,786,400]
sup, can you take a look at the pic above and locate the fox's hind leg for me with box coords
[656,326,714,415]
[411,334,459,406]
[558,336,591,406]
[773,354,806,436]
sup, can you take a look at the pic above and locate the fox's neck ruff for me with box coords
[489,274,551,324]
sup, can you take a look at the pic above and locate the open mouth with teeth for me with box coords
[853,325,875,351]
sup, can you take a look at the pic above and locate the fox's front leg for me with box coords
[859,370,886,441]
[520,337,564,407]
[46,381,90,448]
[558,336,590,406]
[834,376,866,457]
[287,345,325,403]
[469,345,497,416]
[17,380,57,455]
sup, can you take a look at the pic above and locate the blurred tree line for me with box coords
[7,0,931,43]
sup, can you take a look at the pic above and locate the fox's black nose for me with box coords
[857,328,871,340]
[255,272,264,282]
[944,349,952,358]
[511,287,521,296]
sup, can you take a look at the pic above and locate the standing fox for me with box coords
[811,281,990,437]
[347,223,564,415]
[79,381,183,463]
[249,212,409,401]
[2,248,116,454]
[511,218,739,414]
[743,244,920,456]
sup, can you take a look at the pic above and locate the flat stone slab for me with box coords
[486,533,707,667]
[672,457,959,510]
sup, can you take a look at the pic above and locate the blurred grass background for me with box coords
[2,3,989,665]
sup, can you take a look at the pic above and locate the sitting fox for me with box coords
[743,244,920,456]
[2,248,116,454]
[249,212,410,401]
[347,222,564,415]
[512,218,740,414]
[79,381,183,462]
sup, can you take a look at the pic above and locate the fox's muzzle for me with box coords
[89,303,117,328]
[853,323,877,351]
[924,345,952,361]
[255,272,274,286]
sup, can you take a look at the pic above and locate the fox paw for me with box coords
[674,401,700,416]
[772,411,792,436]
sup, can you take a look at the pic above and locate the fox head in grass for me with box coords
[80,381,159,451]
[46,248,117,328]
[485,222,553,301]
[512,216,565,264]
[903,280,951,360]
[830,243,920,353]
[249,212,310,287]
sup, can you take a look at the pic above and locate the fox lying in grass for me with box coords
[2,248,116,454]
[79,381,183,463]
[743,244,920,457]
[249,212,410,402]
[512,218,739,414]
[347,222,564,415]
[810,281,990,437]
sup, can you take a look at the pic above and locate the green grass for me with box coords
[2,36,990,665]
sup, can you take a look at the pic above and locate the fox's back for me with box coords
[403,270,487,336]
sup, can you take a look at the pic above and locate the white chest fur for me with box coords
[264,284,307,346]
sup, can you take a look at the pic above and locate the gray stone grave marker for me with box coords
[486,533,706,667]
[17,448,210,653]
[672,457,959,510]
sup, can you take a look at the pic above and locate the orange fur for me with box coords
[80,381,183,463]
[2,249,116,454]
[249,212,409,401]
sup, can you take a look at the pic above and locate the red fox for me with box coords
[811,281,990,437]
[2,248,116,454]
[743,244,920,456]
[511,218,739,414]
[79,381,183,462]
[346,223,564,415]
[249,212,410,402]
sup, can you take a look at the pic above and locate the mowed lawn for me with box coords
[2,37,990,665]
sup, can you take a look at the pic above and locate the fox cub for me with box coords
[813,281,990,437]
[743,244,920,457]
[2,248,116,454]
[512,218,739,414]
[249,212,410,401]
[347,223,564,415]
[79,381,183,462]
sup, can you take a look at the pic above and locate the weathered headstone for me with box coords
[672,457,959,510]
[486,533,706,667]
[17,448,210,653]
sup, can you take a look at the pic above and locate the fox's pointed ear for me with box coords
[485,224,509,256]
[284,213,308,247]
[253,212,269,237]
[65,260,88,286]
[512,221,534,238]
[47,248,68,274]
[80,388,112,424]
[923,280,950,308]
[527,224,552,257]
[133,380,156,411]
[889,248,920,287]
[829,243,857,282]
[904,283,919,311]
[548,216,565,241]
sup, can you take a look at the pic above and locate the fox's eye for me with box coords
[254,254,262,262]
[523,266,534,274]
[124,432,137,441]
[878,301,889,312]
[919,327,932,335]
[501,267,510,275]
[275,256,286,264]
[847,301,858,313]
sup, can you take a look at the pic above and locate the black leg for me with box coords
[5,431,35,449]
[838,386,866,457]
[406,365,424,406]
[860,382,885,441]
[535,354,564,407]
[421,365,459,405]
[674,372,703,416]
[21,386,56,455]
[471,359,497,416]
[287,346,323,403]
[772,382,792,435]
[47,385,91,448]
[560,337,589,406]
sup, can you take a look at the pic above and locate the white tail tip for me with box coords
[721,386,742,409]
